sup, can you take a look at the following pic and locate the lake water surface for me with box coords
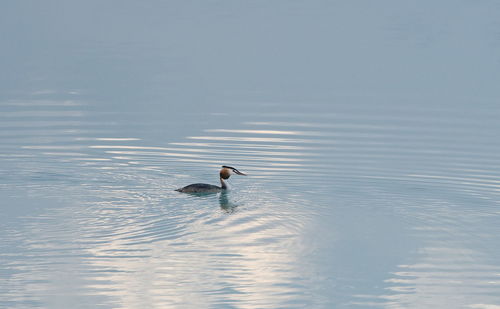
[1,2,500,308]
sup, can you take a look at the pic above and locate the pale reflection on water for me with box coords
[4,183,311,308]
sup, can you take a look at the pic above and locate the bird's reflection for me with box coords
[218,191,238,213]
[181,191,239,213]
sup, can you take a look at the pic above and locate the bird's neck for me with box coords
[220,177,230,190]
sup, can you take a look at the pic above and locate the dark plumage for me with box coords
[175,183,222,193]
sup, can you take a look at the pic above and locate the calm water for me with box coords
[2,2,500,308]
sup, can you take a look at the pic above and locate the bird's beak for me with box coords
[233,169,247,176]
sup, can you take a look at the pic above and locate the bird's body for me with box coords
[175,183,222,193]
[175,166,246,193]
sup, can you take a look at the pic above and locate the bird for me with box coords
[175,165,247,193]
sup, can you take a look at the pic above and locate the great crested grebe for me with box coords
[175,165,247,193]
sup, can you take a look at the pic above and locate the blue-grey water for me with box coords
[1,1,500,308]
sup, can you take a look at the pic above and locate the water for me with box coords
[1,1,500,308]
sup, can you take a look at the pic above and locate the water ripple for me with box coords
[2,97,500,308]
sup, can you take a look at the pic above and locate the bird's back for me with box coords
[175,183,222,193]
